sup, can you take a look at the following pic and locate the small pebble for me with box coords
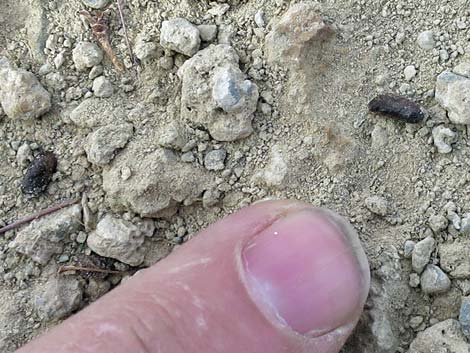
[93,76,114,98]
[404,240,415,259]
[432,125,457,154]
[412,236,435,274]
[404,65,417,81]
[428,214,448,233]
[417,30,435,50]
[204,149,227,171]
[365,195,389,216]
[369,94,425,124]
[81,0,110,9]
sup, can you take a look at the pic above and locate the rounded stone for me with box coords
[72,42,103,71]
[81,0,110,9]
[417,30,435,50]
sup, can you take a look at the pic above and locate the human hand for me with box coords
[16,200,370,353]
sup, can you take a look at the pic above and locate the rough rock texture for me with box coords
[178,44,259,141]
[420,264,451,295]
[439,238,470,279]
[87,214,155,266]
[407,319,468,353]
[412,236,435,274]
[34,276,83,321]
[103,147,213,217]
[160,18,201,57]
[69,98,123,127]
[460,296,470,337]
[204,149,226,171]
[254,145,288,187]
[0,57,51,120]
[265,2,335,64]
[158,121,189,150]
[84,123,134,165]
[8,205,82,264]
[82,0,110,9]
[72,42,103,71]
[435,71,470,125]
[365,195,389,216]
[432,125,457,153]
[93,76,114,98]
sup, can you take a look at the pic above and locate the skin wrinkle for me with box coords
[165,257,213,275]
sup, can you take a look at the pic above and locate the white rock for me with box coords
[8,205,82,264]
[72,42,103,71]
[420,264,451,294]
[265,3,335,64]
[197,24,218,42]
[254,10,266,27]
[93,76,114,98]
[84,123,134,165]
[87,214,155,266]
[365,195,389,216]
[417,30,435,50]
[432,125,457,154]
[178,44,259,141]
[411,236,435,274]
[160,18,201,57]
[0,58,51,120]
[436,71,470,125]
[404,65,417,81]
[408,319,468,353]
[34,276,83,320]
[428,214,449,232]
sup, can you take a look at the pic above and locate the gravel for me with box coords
[435,70,470,125]
[204,149,227,171]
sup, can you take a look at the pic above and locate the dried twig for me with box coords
[0,198,80,235]
[58,265,123,275]
[80,10,125,72]
[116,0,139,66]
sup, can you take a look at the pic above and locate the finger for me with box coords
[17,200,370,353]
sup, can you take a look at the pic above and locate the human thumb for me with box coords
[17,200,370,353]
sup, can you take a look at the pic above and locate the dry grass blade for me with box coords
[116,0,139,66]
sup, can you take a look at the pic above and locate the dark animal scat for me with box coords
[22,151,58,197]
[368,94,425,124]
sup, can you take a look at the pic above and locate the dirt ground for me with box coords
[1,0,470,352]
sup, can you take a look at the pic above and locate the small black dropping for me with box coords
[22,151,58,197]
[368,94,425,124]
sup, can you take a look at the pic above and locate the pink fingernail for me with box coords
[242,209,370,336]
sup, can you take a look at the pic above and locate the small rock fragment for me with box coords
[134,40,159,62]
[265,2,335,64]
[93,76,114,98]
[365,195,389,216]
[420,264,451,295]
[370,125,389,148]
[254,10,266,28]
[408,319,468,353]
[432,125,457,154]
[254,145,288,187]
[87,214,155,266]
[428,214,449,232]
[409,273,420,288]
[160,18,201,57]
[22,151,57,197]
[197,24,218,42]
[417,30,435,50]
[461,214,470,233]
[404,240,415,259]
[84,123,134,165]
[16,143,32,167]
[459,296,470,337]
[435,71,470,125]
[412,236,435,274]
[404,65,417,81]
[81,0,110,9]
[368,94,425,124]
[34,276,83,320]
[0,58,51,120]
[72,42,103,71]
[204,149,227,171]
[8,205,82,264]
[158,122,189,150]
[202,189,221,208]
